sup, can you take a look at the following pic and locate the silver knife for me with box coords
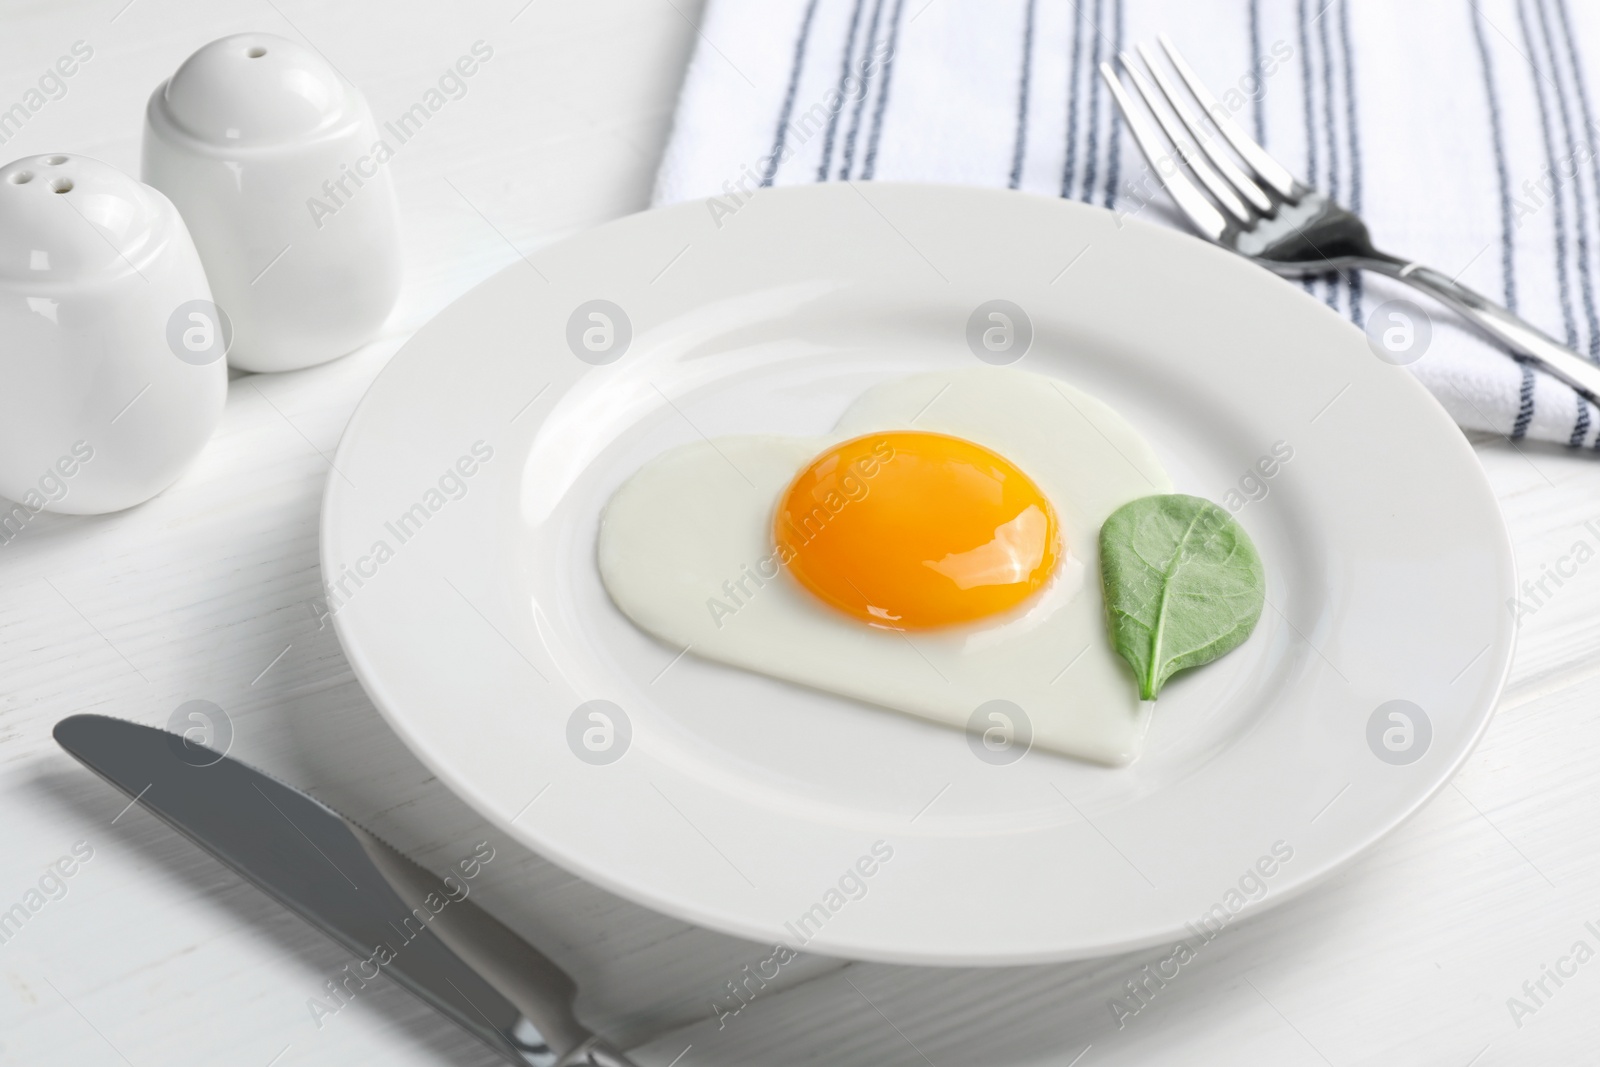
[54,713,638,1067]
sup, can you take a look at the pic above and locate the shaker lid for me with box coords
[154,33,356,148]
[0,155,180,284]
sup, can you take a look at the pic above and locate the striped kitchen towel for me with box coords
[653,0,1600,449]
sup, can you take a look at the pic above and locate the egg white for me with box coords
[596,368,1173,765]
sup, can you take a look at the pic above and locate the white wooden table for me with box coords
[3,2,1599,1064]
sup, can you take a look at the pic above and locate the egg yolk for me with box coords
[773,431,1061,629]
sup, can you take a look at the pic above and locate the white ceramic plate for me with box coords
[322,184,1514,965]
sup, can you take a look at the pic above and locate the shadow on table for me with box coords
[633,884,1347,1067]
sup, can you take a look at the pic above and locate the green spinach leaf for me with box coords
[1099,494,1266,700]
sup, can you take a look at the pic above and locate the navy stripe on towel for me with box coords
[1103,0,1125,207]
[1553,0,1600,359]
[762,0,824,187]
[1473,0,1539,439]
[1296,0,1319,299]
[1513,362,1538,440]
[1470,0,1518,313]
[1317,9,1340,206]
[1081,0,1106,203]
[1010,0,1039,190]
[1317,1,1341,312]
[1516,0,1579,348]
[1249,0,1266,145]
[1062,0,1088,197]
[861,0,908,180]
[817,0,869,181]
[1532,0,1600,358]
[1337,0,1365,323]
[1298,0,1318,194]
[838,0,888,179]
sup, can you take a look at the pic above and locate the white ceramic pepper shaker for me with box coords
[0,154,226,516]
[141,32,402,373]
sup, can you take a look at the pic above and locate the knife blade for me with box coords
[53,713,637,1067]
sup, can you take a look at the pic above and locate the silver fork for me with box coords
[1102,36,1600,403]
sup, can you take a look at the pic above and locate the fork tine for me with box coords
[1117,52,1255,225]
[1098,62,1229,240]
[1135,43,1274,215]
[1158,34,1299,199]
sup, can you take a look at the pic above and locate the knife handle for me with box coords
[52,714,639,1067]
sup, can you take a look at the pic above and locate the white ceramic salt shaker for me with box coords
[0,154,227,515]
[142,33,402,373]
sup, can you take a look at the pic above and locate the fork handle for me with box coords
[1366,257,1600,404]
